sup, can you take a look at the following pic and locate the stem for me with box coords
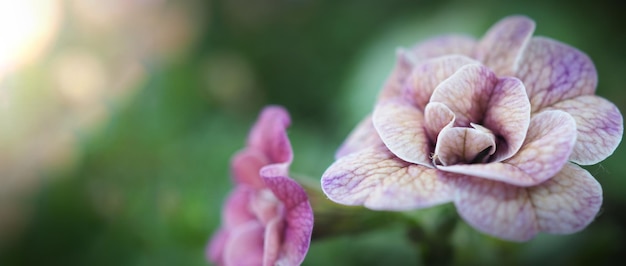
[405,205,457,266]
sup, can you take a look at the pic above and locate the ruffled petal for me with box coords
[429,64,498,127]
[454,163,603,242]
[223,221,265,266]
[373,99,431,166]
[482,77,531,161]
[424,102,455,144]
[411,34,477,61]
[434,126,495,166]
[263,217,283,266]
[335,114,385,159]
[223,186,256,227]
[474,16,535,76]
[404,55,479,109]
[529,163,602,234]
[516,37,597,112]
[248,105,293,164]
[548,95,624,165]
[231,149,269,188]
[454,176,537,241]
[277,200,314,266]
[438,110,576,186]
[504,110,577,182]
[207,229,228,265]
[321,147,455,210]
[261,173,313,266]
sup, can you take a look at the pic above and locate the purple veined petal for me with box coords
[548,95,624,165]
[454,163,603,242]
[263,217,284,266]
[411,34,477,62]
[516,37,597,113]
[424,102,455,144]
[321,147,455,210]
[404,55,479,109]
[261,173,313,266]
[207,229,228,265]
[373,99,432,167]
[474,15,535,76]
[335,114,385,159]
[223,221,265,266]
[433,126,496,166]
[276,200,314,266]
[529,163,602,234]
[429,64,498,127]
[438,110,577,186]
[378,49,415,101]
[454,176,538,241]
[482,77,531,161]
[231,149,269,188]
[261,168,310,210]
[248,105,294,164]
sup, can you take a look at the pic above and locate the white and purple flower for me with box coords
[209,106,313,265]
[322,16,623,241]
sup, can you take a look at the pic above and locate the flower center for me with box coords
[250,189,285,226]
[432,123,496,166]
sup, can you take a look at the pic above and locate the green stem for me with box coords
[405,205,457,266]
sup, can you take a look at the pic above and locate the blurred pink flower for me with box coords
[209,106,313,265]
[322,16,623,241]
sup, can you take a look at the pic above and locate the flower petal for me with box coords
[222,186,255,227]
[528,163,602,234]
[505,110,577,181]
[474,16,535,76]
[263,217,283,266]
[207,229,228,265]
[404,55,479,109]
[516,37,597,112]
[454,176,538,241]
[321,147,454,210]
[248,105,293,164]
[548,95,624,165]
[424,102,455,144]
[261,170,310,211]
[231,149,269,188]
[434,126,495,166]
[482,77,531,161]
[335,114,385,159]
[261,174,313,266]
[223,221,265,266]
[438,110,576,186]
[277,200,314,266]
[373,99,431,166]
[454,163,603,242]
[411,34,477,61]
[429,64,498,127]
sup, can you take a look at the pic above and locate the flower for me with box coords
[209,106,313,265]
[322,16,623,241]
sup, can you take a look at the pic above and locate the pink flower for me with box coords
[322,16,623,241]
[209,106,313,265]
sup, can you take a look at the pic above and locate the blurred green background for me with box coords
[0,0,624,265]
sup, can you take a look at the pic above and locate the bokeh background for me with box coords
[0,0,624,265]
